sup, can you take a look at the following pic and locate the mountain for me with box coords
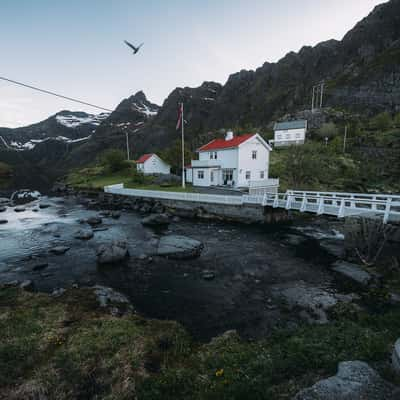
[1,0,400,190]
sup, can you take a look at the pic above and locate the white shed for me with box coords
[136,153,171,175]
[273,120,307,147]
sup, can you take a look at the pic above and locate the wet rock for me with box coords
[151,202,165,214]
[332,261,372,286]
[294,361,400,400]
[0,219,8,224]
[172,216,181,223]
[141,213,170,227]
[32,262,49,271]
[20,280,35,291]
[319,239,345,258]
[86,216,102,226]
[0,197,9,205]
[96,241,128,264]
[11,189,41,205]
[392,338,400,375]
[111,211,121,219]
[156,235,204,259]
[51,287,66,297]
[0,206,6,212]
[93,227,109,232]
[4,280,19,287]
[49,246,70,255]
[14,206,26,212]
[284,234,306,246]
[202,270,215,280]
[92,285,133,312]
[74,228,94,240]
[39,203,51,209]
[100,210,111,217]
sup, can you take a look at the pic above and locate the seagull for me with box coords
[124,40,144,54]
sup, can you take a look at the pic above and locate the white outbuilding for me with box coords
[136,153,171,175]
[272,120,307,147]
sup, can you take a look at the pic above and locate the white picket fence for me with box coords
[104,184,400,223]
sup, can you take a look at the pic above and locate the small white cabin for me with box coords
[136,153,171,175]
[273,120,307,147]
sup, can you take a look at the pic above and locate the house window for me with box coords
[260,171,265,179]
[197,170,204,179]
[214,152,218,159]
[252,150,257,160]
[210,152,213,159]
[245,171,251,180]
[222,169,233,182]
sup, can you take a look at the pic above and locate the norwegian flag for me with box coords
[176,103,183,130]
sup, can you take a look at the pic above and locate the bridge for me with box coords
[104,184,400,224]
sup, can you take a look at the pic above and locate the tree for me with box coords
[371,112,392,131]
[100,149,129,173]
[393,112,400,128]
[317,122,338,139]
[158,140,194,173]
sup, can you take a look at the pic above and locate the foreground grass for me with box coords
[1,287,400,399]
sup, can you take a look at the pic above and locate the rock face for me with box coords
[96,241,128,264]
[141,213,170,227]
[294,361,400,400]
[156,235,204,259]
[392,338,400,375]
[331,261,372,286]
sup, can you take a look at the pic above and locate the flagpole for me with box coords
[181,102,185,189]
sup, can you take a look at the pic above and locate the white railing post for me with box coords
[371,195,377,211]
[350,195,355,209]
[273,193,279,208]
[285,193,292,210]
[383,198,392,224]
[317,196,324,215]
[338,199,345,218]
[300,194,307,212]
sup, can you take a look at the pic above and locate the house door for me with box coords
[210,171,215,185]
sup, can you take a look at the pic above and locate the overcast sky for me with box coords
[0,0,386,128]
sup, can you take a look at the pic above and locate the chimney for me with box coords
[225,131,234,141]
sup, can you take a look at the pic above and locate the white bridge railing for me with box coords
[104,184,400,223]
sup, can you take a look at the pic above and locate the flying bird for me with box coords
[124,40,144,54]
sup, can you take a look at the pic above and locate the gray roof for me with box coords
[274,120,307,131]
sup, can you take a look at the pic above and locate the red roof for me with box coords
[136,153,154,163]
[198,134,255,151]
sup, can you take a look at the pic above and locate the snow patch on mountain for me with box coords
[9,135,92,151]
[56,113,109,128]
[131,102,158,117]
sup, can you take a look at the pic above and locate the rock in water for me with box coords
[86,216,102,226]
[157,235,203,259]
[39,203,51,209]
[11,189,41,205]
[49,246,70,255]
[14,206,26,212]
[331,261,372,286]
[294,361,400,400]
[0,219,8,225]
[393,338,400,375]
[141,213,170,227]
[0,206,6,213]
[20,280,35,292]
[74,228,94,240]
[96,241,128,264]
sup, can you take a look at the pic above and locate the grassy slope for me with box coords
[2,287,400,400]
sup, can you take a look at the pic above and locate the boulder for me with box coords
[96,241,128,264]
[111,211,121,219]
[11,189,41,205]
[332,261,372,286]
[392,338,400,375]
[74,228,94,240]
[32,262,49,271]
[0,219,8,225]
[0,206,6,212]
[38,203,51,209]
[0,197,10,205]
[156,235,204,259]
[319,239,345,258]
[49,246,70,255]
[294,361,400,400]
[141,213,170,227]
[20,280,35,292]
[14,206,26,212]
[86,216,102,226]
[93,285,132,308]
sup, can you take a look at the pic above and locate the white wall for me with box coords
[237,137,269,187]
[142,154,171,174]
[274,128,306,145]
[186,168,193,183]
[192,168,212,187]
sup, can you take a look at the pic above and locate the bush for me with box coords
[0,162,12,178]
[371,112,392,131]
[317,122,339,139]
[100,149,129,173]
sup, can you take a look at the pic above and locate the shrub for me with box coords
[0,162,12,178]
[317,122,339,140]
[371,112,392,131]
[100,149,129,173]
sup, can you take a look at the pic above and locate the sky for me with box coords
[0,0,386,128]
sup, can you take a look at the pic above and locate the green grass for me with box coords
[2,287,400,399]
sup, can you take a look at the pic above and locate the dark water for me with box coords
[0,196,345,340]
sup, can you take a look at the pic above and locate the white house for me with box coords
[186,131,273,188]
[136,153,171,175]
[272,120,307,147]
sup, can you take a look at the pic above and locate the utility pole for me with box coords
[311,86,315,113]
[181,103,185,189]
[343,125,348,153]
[320,81,324,109]
[125,130,130,161]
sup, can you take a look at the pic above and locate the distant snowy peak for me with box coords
[55,112,109,129]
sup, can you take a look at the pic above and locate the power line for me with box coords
[0,76,113,113]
